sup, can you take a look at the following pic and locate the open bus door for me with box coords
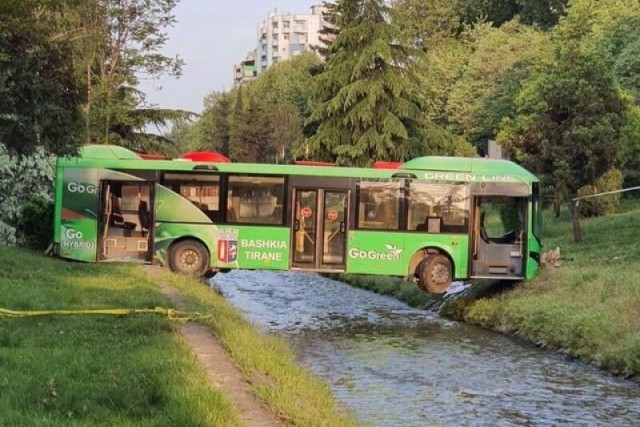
[471,196,527,279]
[291,188,349,271]
[98,180,153,263]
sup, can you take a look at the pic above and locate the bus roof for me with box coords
[59,145,538,183]
[401,156,538,183]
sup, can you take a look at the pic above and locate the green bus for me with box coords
[53,145,542,293]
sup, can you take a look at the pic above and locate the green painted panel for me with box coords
[153,223,217,266]
[59,169,99,261]
[347,231,469,279]
[60,219,97,262]
[212,226,290,270]
[152,224,290,271]
[346,232,407,276]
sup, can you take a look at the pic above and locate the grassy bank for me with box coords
[160,270,357,427]
[1,247,356,425]
[0,247,238,425]
[446,202,640,378]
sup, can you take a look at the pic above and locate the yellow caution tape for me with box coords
[0,307,211,323]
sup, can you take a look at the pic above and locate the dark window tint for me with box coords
[164,173,220,221]
[227,176,285,225]
[409,183,470,233]
[357,180,402,230]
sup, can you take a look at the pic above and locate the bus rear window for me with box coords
[227,176,285,225]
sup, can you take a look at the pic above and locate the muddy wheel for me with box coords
[418,254,452,294]
[414,258,428,292]
[169,240,209,277]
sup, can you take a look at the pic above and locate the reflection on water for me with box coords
[212,270,640,427]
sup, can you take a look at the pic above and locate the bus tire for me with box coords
[418,254,452,294]
[169,240,210,277]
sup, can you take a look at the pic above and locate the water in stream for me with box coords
[212,270,640,426]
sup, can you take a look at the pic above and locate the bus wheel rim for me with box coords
[179,249,200,271]
[431,263,450,284]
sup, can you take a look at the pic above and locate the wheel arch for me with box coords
[407,245,456,279]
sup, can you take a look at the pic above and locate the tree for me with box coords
[228,89,268,162]
[0,0,84,155]
[445,21,551,152]
[59,0,188,148]
[498,52,627,242]
[392,0,464,48]
[266,105,303,163]
[209,92,232,156]
[304,0,424,166]
[313,1,339,61]
[461,0,567,29]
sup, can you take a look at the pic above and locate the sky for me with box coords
[138,0,315,115]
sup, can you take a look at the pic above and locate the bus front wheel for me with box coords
[169,240,210,277]
[418,254,452,294]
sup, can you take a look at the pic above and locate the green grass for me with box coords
[450,201,640,378]
[0,247,238,426]
[159,270,357,427]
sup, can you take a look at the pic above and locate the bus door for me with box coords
[291,189,349,271]
[471,196,527,279]
[98,180,154,263]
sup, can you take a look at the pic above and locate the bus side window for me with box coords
[227,176,284,225]
[408,183,469,233]
[356,180,401,230]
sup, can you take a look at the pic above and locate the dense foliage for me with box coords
[0,145,55,247]
[0,0,84,156]
[4,0,640,246]
[0,0,186,157]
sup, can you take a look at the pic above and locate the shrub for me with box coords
[577,168,623,217]
[0,144,55,246]
[18,197,54,249]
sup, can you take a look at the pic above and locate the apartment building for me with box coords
[233,5,326,86]
[233,50,257,87]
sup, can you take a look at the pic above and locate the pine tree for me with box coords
[313,2,340,61]
[211,93,231,156]
[229,89,267,162]
[228,87,248,161]
[304,0,424,166]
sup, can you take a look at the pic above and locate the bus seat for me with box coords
[138,200,150,236]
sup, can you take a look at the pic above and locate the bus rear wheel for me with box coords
[169,240,209,277]
[418,254,452,294]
